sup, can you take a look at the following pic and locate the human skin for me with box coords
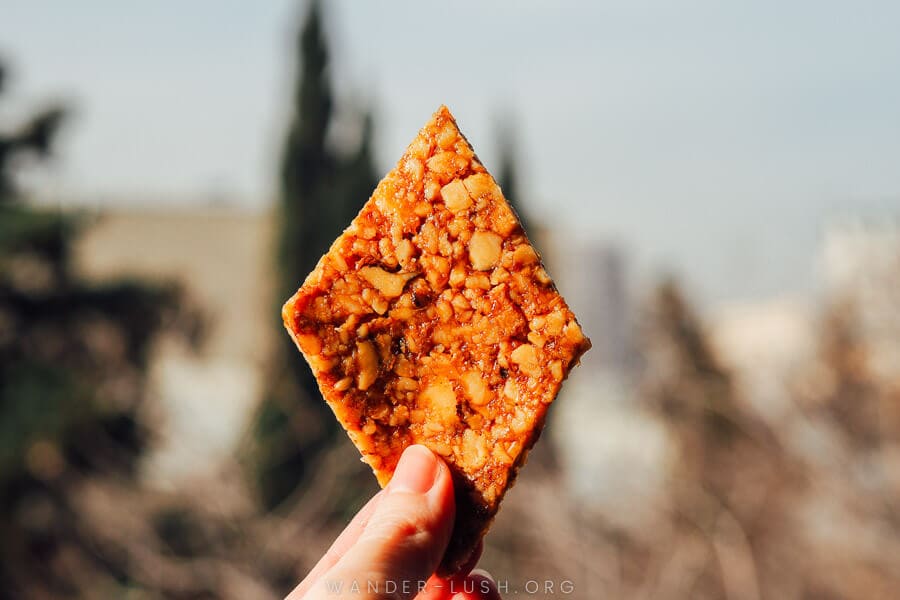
[286,445,501,600]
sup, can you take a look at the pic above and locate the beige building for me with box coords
[820,218,900,379]
[74,207,276,487]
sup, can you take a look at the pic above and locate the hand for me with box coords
[286,444,501,599]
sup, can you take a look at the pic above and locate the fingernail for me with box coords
[469,569,494,582]
[389,445,439,494]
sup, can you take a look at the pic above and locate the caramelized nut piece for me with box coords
[433,442,453,457]
[396,239,415,265]
[441,179,472,213]
[510,343,541,378]
[545,310,566,336]
[463,172,500,200]
[449,265,467,287]
[565,321,586,344]
[420,379,459,426]
[371,296,389,315]
[550,360,563,381]
[513,244,539,265]
[469,231,503,270]
[462,429,489,470]
[356,340,379,390]
[461,371,489,406]
[359,266,416,299]
[426,151,467,179]
[465,273,491,290]
[408,136,432,160]
[437,125,457,149]
[397,377,419,392]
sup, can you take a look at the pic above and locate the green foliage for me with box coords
[0,59,200,596]
[0,64,67,205]
[495,113,532,235]
[253,0,378,510]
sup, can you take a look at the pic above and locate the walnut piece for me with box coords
[468,231,503,271]
[358,266,416,299]
[441,178,472,213]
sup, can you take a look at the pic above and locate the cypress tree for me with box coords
[495,113,531,234]
[253,0,377,510]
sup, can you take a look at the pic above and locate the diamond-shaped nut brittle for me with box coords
[282,105,591,575]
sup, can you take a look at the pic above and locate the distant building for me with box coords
[74,206,275,486]
[541,235,668,516]
[548,238,637,374]
[820,218,900,378]
[709,297,815,422]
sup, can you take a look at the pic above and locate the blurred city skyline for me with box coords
[4,0,900,306]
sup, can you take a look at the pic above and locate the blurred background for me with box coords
[2,1,900,598]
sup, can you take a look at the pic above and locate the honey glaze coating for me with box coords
[283,105,591,575]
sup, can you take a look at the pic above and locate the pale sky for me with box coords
[4,0,900,306]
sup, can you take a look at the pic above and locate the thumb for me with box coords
[322,445,456,599]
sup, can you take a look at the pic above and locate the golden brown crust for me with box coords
[283,105,591,574]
